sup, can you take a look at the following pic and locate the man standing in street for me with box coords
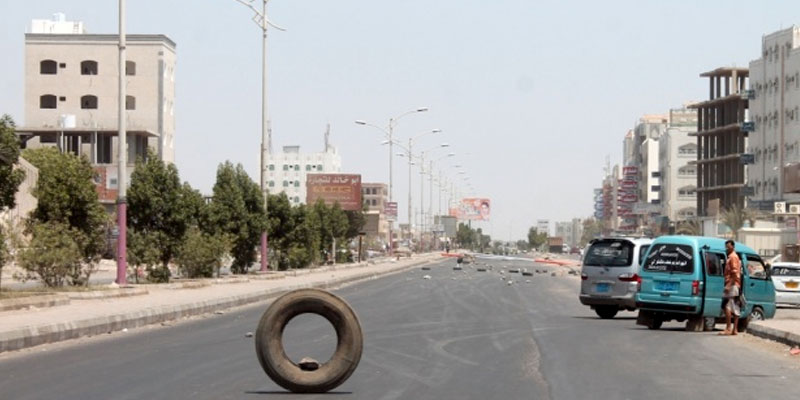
[721,239,742,336]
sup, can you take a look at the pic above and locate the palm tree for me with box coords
[720,204,755,240]
[675,218,701,236]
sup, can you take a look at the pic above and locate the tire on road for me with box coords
[255,288,363,393]
[595,306,618,319]
[685,316,704,332]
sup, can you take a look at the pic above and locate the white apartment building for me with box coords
[749,26,800,203]
[659,107,698,222]
[30,13,86,34]
[17,15,176,206]
[267,143,342,205]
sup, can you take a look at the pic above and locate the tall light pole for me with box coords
[116,0,127,285]
[418,146,451,250]
[233,0,284,271]
[355,107,428,253]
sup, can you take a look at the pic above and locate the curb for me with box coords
[748,322,800,348]
[66,288,149,300]
[0,257,436,353]
[0,294,70,312]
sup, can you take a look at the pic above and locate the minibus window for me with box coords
[584,240,634,267]
[643,244,694,274]
[745,255,767,279]
[704,252,724,276]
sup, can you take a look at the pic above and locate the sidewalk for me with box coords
[749,307,800,348]
[0,253,440,353]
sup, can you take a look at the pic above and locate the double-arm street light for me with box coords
[355,107,428,253]
[391,129,441,231]
[233,0,285,271]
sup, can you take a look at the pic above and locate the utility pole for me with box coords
[233,0,285,271]
[116,0,127,285]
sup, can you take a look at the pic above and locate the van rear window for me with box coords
[772,266,800,276]
[584,240,634,267]
[643,244,694,274]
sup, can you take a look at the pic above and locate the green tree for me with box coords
[266,192,295,270]
[527,227,547,249]
[1,115,26,291]
[24,147,107,284]
[456,223,476,249]
[175,227,229,278]
[127,152,197,282]
[209,162,266,274]
[17,221,84,287]
[0,115,25,212]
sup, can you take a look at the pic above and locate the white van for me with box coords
[578,237,653,319]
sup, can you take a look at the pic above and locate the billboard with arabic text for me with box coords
[306,174,362,211]
[449,198,491,221]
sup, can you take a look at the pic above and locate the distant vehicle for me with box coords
[771,263,800,306]
[570,246,581,255]
[636,236,776,331]
[549,237,565,253]
[579,237,653,319]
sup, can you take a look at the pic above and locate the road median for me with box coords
[0,254,438,353]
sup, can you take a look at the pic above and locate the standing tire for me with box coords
[255,289,363,393]
[647,319,663,330]
[595,306,618,319]
[703,317,716,332]
[685,316,704,332]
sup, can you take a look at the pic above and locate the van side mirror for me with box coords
[765,264,772,278]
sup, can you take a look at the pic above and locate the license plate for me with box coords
[656,281,678,291]
[596,283,610,293]
[787,281,799,289]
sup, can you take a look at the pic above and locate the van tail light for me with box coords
[619,273,642,292]
[581,273,588,281]
[692,280,700,296]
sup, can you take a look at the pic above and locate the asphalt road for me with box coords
[2,257,800,400]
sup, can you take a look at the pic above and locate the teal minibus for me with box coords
[635,236,776,331]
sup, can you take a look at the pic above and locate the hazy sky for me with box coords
[1,0,798,240]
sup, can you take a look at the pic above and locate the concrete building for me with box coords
[266,136,342,205]
[555,219,583,248]
[659,107,698,222]
[16,15,176,208]
[361,183,389,242]
[30,13,86,34]
[622,130,636,166]
[749,26,800,208]
[689,67,749,216]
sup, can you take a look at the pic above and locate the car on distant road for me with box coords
[771,262,800,306]
[579,237,653,319]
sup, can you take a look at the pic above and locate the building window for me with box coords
[81,95,98,109]
[40,60,57,75]
[80,60,98,75]
[294,197,300,203]
[283,165,289,171]
[283,181,288,187]
[39,94,57,109]
[126,61,136,76]
[97,135,112,164]
[59,96,66,102]
[294,181,300,187]
[269,181,275,187]
[306,165,311,171]
[318,164,323,171]
[269,164,275,171]
[125,95,136,110]
[294,164,300,171]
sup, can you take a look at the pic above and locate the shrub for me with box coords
[176,228,228,278]
[16,222,90,287]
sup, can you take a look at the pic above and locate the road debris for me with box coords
[245,332,254,338]
[423,275,432,280]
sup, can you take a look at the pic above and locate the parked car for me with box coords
[579,237,653,319]
[771,262,800,306]
[636,236,776,331]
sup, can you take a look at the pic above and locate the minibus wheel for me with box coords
[595,306,618,319]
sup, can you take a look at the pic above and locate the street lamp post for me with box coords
[116,0,127,285]
[355,107,428,254]
[233,0,285,272]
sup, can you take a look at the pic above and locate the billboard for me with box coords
[385,202,398,221]
[306,174,362,211]
[449,198,491,220]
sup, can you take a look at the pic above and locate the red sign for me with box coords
[385,201,398,220]
[620,194,638,203]
[621,180,638,189]
[306,174,363,211]
[623,166,639,176]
